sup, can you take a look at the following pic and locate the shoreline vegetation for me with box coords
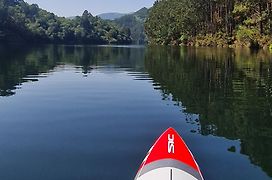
[145,0,272,50]
[1,0,272,50]
[0,0,132,44]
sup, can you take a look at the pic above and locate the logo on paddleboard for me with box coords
[168,134,174,153]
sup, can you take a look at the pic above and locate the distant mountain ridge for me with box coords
[98,12,127,20]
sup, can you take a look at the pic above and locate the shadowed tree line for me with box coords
[144,46,272,177]
[114,7,149,44]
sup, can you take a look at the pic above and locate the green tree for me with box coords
[145,0,204,44]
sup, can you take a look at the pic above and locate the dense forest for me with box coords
[0,0,131,44]
[2,0,272,48]
[114,8,149,44]
[145,0,272,49]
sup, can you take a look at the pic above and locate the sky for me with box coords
[24,0,155,17]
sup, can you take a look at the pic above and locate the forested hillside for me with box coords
[114,8,149,44]
[98,13,126,20]
[0,0,131,44]
[145,0,272,49]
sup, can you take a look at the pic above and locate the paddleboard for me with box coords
[135,127,204,180]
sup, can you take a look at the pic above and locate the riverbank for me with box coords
[178,32,272,50]
[160,31,272,50]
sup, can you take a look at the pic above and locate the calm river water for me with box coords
[0,45,271,180]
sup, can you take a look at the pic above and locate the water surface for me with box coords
[0,45,271,180]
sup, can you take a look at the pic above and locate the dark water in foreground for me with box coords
[0,45,271,180]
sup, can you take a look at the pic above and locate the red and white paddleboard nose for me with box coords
[135,128,204,180]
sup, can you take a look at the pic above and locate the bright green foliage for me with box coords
[269,44,272,51]
[0,0,132,44]
[236,26,259,42]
